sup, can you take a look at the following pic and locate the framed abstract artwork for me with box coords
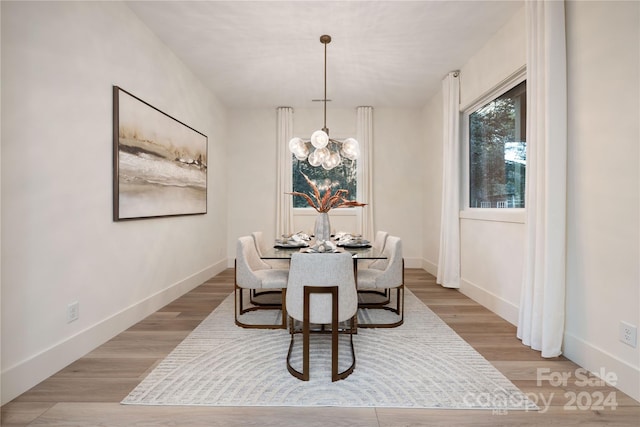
[113,86,208,220]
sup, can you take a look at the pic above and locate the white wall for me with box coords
[226,107,425,267]
[226,108,278,253]
[457,6,527,324]
[459,7,527,109]
[373,108,425,267]
[421,89,443,275]
[1,1,228,404]
[563,0,639,402]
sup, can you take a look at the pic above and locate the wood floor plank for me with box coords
[0,402,54,426]
[2,268,638,426]
[12,378,141,403]
[375,406,640,426]
[26,404,380,427]
[491,360,581,380]
[84,331,190,358]
[53,358,156,379]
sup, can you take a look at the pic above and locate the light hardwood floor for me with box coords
[2,268,639,426]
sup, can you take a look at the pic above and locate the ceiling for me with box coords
[126,1,523,109]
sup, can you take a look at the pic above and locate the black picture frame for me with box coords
[113,86,208,221]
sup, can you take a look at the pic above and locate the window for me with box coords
[467,80,526,209]
[291,156,357,208]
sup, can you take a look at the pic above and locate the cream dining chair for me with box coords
[285,252,358,382]
[251,231,290,269]
[357,230,390,302]
[356,235,404,328]
[250,231,290,306]
[360,230,388,268]
[234,236,288,329]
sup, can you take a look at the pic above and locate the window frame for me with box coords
[461,67,527,223]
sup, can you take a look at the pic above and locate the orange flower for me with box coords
[287,172,367,213]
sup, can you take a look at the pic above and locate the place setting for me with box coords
[334,232,371,248]
[273,231,311,248]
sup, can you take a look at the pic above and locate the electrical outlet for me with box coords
[67,301,79,323]
[619,321,637,348]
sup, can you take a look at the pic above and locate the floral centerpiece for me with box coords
[287,172,366,242]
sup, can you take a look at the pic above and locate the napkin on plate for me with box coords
[303,239,338,253]
[290,234,305,243]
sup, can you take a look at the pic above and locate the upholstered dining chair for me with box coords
[356,235,404,328]
[285,252,358,382]
[235,236,288,329]
[251,231,290,269]
[357,230,390,302]
[373,230,389,252]
[359,230,389,269]
[250,231,290,306]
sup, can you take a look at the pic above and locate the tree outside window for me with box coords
[469,81,526,208]
[292,157,357,208]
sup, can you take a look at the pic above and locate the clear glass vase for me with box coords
[314,212,331,242]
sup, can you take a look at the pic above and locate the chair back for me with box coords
[373,231,389,251]
[286,252,357,324]
[373,236,403,287]
[251,231,267,257]
[236,236,272,289]
[252,230,290,270]
[368,231,390,270]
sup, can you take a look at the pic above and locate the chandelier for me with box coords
[288,35,360,170]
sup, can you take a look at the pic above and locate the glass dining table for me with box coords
[259,241,387,280]
[257,240,390,321]
[259,243,386,261]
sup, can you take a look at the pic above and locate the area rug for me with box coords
[121,289,537,410]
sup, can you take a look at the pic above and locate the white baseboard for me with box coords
[459,277,519,326]
[563,331,640,403]
[0,260,227,405]
[421,258,438,277]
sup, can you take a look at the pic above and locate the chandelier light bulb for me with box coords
[310,130,329,149]
[341,137,360,160]
[322,151,341,170]
[314,147,330,163]
[295,150,309,161]
[307,149,322,167]
[289,137,303,152]
[288,137,310,160]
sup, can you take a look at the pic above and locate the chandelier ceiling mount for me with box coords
[288,35,360,170]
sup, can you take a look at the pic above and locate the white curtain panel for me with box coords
[437,71,461,289]
[357,106,374,240]
[276,107,294,237]
[517,0,568,358]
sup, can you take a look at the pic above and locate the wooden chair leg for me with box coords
[286,286,356,382]
[331,290,339,381]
